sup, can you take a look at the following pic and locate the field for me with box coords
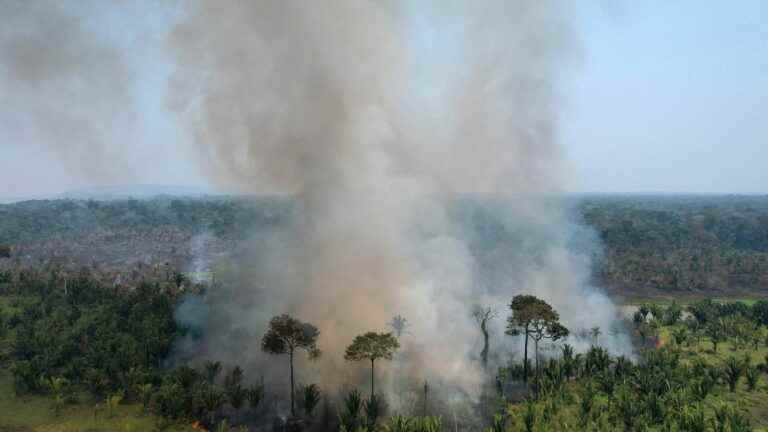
[0,369,194,432]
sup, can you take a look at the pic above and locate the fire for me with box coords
[191,421,207,431]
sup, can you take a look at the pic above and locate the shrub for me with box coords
[724,357,746,392]
[339,389,363,431]
[246,383,264,410]
[227,384,247,411]
[106,389,124,418]
[745,366,759,391]
[300,383,321,418]
[522,401,536,432]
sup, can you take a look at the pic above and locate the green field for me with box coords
[0,371,194,432]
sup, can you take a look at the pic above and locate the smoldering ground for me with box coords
[1,0,633,413]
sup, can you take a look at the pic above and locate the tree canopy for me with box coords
[261,314,321,358]
[344,332,400,363]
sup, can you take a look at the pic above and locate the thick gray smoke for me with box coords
[169,0,632,403]
[0,0,632,408]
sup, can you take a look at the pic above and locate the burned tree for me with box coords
[472,305,497,370]
[344,332,399,399]
[261,314,321,416]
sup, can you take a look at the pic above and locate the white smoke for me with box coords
[168,0,633,401]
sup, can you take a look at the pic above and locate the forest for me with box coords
[2,195,767,297]
[1,195,767,430]
[1,264,768,430]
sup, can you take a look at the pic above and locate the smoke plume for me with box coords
[169,0,631,404]
[1,0,632,408]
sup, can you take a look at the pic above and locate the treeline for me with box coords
[2,194,768,293]
[0,269,181,397]
[0,197,290,245]
[581,195,768,293]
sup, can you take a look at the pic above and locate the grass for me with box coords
[0,370,195,432]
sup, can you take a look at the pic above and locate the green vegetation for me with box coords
[2,193,768,432]
[3,268,766,430]
[261,313,322,417]
[344,332,400,398]
[580,195,768,294]
[2,195,767,296]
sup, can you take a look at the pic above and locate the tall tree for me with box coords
[472,305,497,370]
[261,314,321,416]
[530,319,569,374]
[506,295,569,382]
[344,332,400,399]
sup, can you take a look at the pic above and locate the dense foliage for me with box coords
[2,194,767,294]
[1,269,180,397]
[579,195,768,293]
[1,268,768,430]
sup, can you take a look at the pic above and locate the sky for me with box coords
[0,1,766,198]
[564,0,768,194]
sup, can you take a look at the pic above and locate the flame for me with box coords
[191,421,207,431]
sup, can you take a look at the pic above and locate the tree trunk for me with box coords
[534,339,539,377]
[481,322,489,370]
[523,325,530,383]
[290,349,295,416]
[370,358,375,399]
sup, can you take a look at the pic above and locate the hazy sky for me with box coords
[1,1,766,197]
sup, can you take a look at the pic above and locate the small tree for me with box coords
[261,314,321,417]
[589,327,602,346]
[664,301,683,325]
[246,383,264,411]
[724,357,746,392]
[300,383,321,418]
[706,319,727,353]
[227,384,247,411]
[745,366,759,391]
[472,305,497,370]
[344,332,400,399]
[204,360,222,385]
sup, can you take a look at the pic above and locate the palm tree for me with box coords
[204,360,222,385]
[590,327,601,346]
[388,315,409,338]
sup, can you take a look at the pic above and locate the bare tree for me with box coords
[472,305,497,370]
